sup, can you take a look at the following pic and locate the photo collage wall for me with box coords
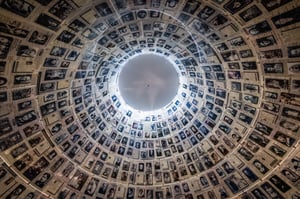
[0,0,300,199]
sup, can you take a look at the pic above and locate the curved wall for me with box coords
[0,0,300,199]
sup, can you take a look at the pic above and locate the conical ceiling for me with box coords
[0,0,300,198]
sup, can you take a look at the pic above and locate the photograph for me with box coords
[261,182,284,199]
[253,159,269,174]
[256,35,277,48]
[273,131,295,147]
[29,31,50,45]
[49,0,74,20]
[288,45,300,58]
[224,0,253,14]
[261,0,292,11]
[35,13,61,31]
[16,45,37,58]
[95,2,113,17]
[271,7,300,29]
[0,22,29,38]
[56,30,75,44]
[269,175,291,193]
[260,49,283,59]
[239,5,262,22]
[68,19,87,32]
[224,173,248,194]
[50,46,67,57]
[197,6,215,20]
[244,20,272,35]
[263,63,283,73]
[0,34,13,59]
[0,0,34,17]
[15,110,38,126]
[68,170,89,191]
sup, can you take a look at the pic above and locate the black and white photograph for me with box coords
[261,0,292,11]
[271,7,300,29]
[244,20,272,35]
[0,22,29,38]
[0,0,34,17]
[0,35,12,59]
[49,0,74,20]
[35,13,61,31]
[28,31,50,45]
[224,0,253,14]
[239,5,262,22]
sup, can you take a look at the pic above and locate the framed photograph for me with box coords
[224,0,253,14]
[50,46,67,57]
[0,35,13,59]
[121,12,135,23]
[17,100,32,111]
[273,131,295,147]
[49,0,74,20]
[244,21,272,35]
[288,45,300,58]
[165,0,179,8]
[0,117,12,136]
[239,5,262,22]
[95,2,113,17]
[65,50,80,61]
[255,122,272,135]
[68,170,89,190]
[0,22,29,38]
[182,0,200,15]
[197,6,215,20]
[16,45,37,58]
[269,175,291,193]
[56,30,75,44]
[224,173,248,194]
[261,182,284,198]
[239,49,253,58]
[1,0,34,17]
[221,51,239,62]
[260,49,283,59]
[261,0,292,11]
[269,144,286,157]
[263,63,283,73]
[271,7,300,28]
[43,57,60,67]
[39,82,56,92]
[248,131,269,147]
[256,35,276,48]
[114,0,127,10]
[228,36,246,47]
[265,78,288,90]
[29,31,50,45]
[210,14,228,26]
[68,19,86,32]
[35,13,61,31]
[12,88,31,100]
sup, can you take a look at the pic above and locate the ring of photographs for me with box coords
[0,0,300,199]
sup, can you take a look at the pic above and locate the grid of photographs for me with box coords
[0,0,299,199]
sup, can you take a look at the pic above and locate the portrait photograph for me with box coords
[271,7,300,29]
[0,22,29,38]
[256,35,277,48]
[239,5,262,22]
[49,0,74,20]
[244,20,272,35]
[224,0,253,14]
[261,0,292,11]
[1,0,34,17]
[56,30,75,44]
[35,13,61,31]
[0,35,13,59]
